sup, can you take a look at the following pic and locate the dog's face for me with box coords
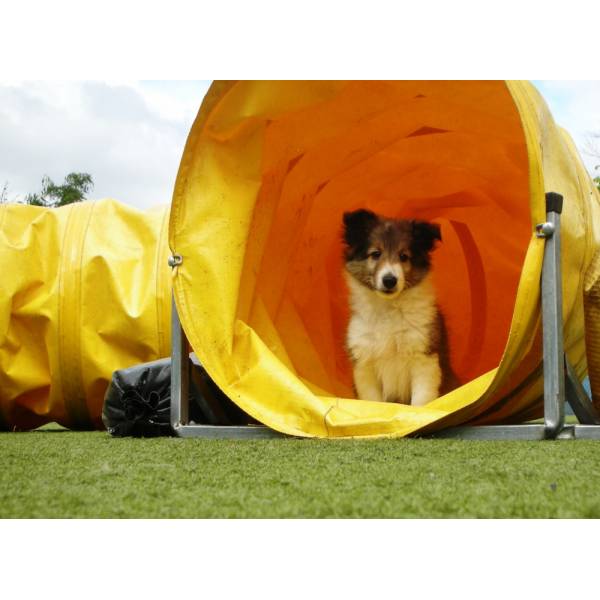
[343,209,441,297]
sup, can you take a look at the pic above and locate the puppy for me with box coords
[343,209,458,406]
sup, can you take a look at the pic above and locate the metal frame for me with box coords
[432,192,600,440]
[169,295,283,439]
[169,192,600,440]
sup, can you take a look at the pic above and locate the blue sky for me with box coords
[1,81,598,210]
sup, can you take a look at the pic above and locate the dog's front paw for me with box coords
[410,390,438,407]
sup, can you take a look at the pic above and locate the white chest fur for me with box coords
[345,274,441,405]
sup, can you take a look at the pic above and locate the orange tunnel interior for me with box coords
[224,81,532,400]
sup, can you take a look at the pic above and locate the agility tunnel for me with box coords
[0,200,171,430]
[2,80,600,437]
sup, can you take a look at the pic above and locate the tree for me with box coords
[24,172,94,207]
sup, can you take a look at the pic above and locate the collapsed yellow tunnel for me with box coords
[2,80,600,436]
[0,200,171,430]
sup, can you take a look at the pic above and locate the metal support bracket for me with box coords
[169,294,283,439]
[540,193,565,438]
[565,358,600,425]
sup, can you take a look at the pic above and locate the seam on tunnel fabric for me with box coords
[58,201,95,429]
[155,206,171,358]
[323,402,337,437]
[56,205,71,425]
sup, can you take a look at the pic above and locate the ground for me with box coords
[2,425,600,518]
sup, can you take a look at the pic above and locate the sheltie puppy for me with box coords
[343,209,458,406]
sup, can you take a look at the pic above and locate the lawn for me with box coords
[2,425,600,518]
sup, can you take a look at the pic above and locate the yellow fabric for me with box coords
[170,80,600,438]
[0,199,171,430]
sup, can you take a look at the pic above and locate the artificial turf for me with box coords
[2,426,600,518]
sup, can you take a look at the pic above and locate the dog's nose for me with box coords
[382,274,397,290]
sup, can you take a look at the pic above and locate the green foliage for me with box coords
[24,172,94,208]
[594,176,600,192]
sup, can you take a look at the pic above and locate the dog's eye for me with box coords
[369,250,381,260]
[399,252,409,262]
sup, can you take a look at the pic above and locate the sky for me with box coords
[0,81,211,209]
[1,80,599,210]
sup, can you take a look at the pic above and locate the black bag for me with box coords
[102,354,255,437]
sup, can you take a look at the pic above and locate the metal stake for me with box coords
[539,192,565,438]
[170,294,189,430]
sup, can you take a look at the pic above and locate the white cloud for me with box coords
[0,80,210,209]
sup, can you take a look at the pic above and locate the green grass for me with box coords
[3,426,600,518]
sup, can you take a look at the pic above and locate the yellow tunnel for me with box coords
[0,200,171,430]
[170,80,600,437]
[2,80,600,436]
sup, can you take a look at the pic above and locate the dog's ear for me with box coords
[343,209,378,256]
[411,220,441,253]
